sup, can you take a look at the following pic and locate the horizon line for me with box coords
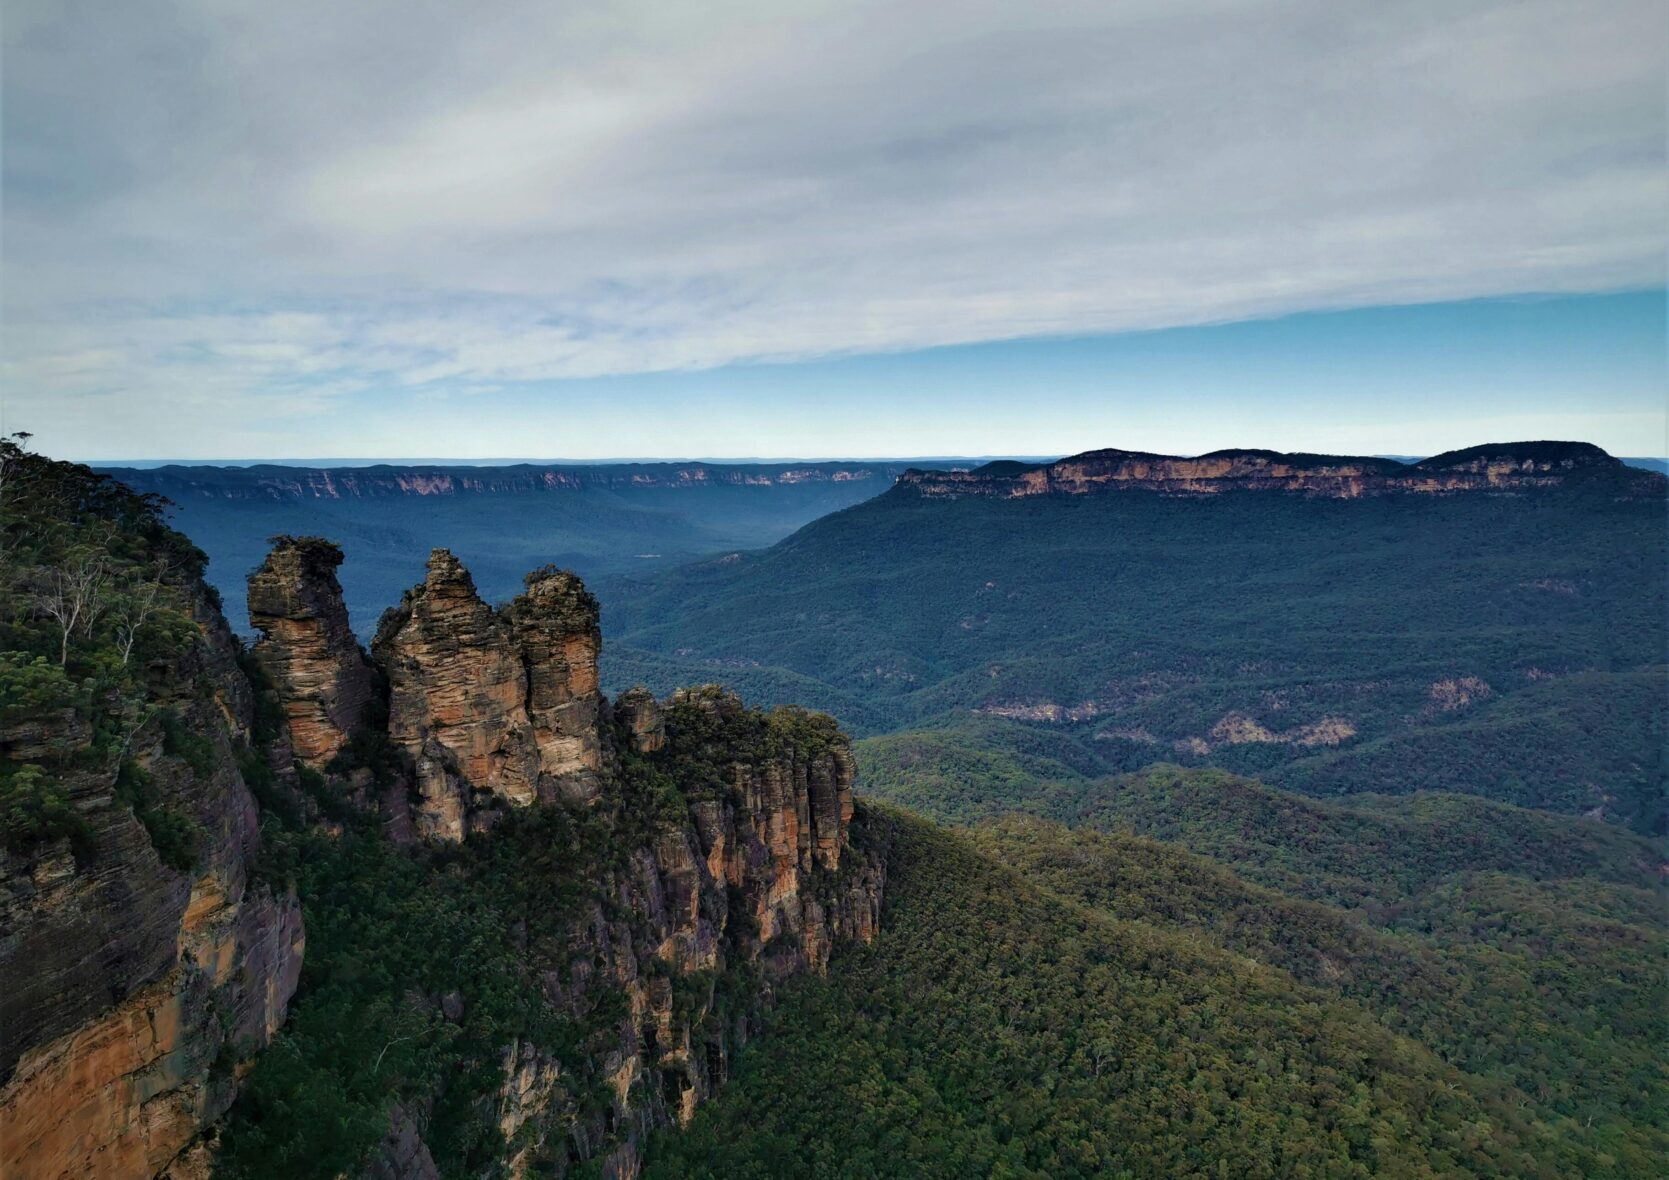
[80,445,1669,470]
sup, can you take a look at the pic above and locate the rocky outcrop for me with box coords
[433,685,883,1180]
[364,1105,440,1180]
[247,536,375,765]
[0,585,303,1180]
[5,453,885,1180]
[351,552,884,1175]
[508,569,605,803]
[373,549,539,837]
[614,687,665,754]
[372,551,607,837]
[897,441,1663,500]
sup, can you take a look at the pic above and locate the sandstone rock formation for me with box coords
[427,684,883,1180]
[614,686,665,753]
[897,441,1662,500]
[508,567,605,802]
[372,550,606,837]
[346,552,885,1174]
[247,535,374,765]
[373,549,538,836]
[2,451,886,1180]
[0,584,303,1180]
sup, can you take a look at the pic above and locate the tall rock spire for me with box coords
[247,536,375,766]
[509,565,605,802]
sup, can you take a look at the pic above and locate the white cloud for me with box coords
[2,0,1664,454]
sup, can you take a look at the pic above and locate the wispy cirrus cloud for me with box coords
[2,0,1663,456]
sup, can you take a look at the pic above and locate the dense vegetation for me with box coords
[217,795,621,1177]
[605,475,1667,830]
[646,806,1665,1179]
[0,435,211,858]
[855,731,1660,903]
[966,815,1665,1152]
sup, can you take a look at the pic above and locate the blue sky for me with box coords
[182,289,1662,463]
[442,290,1662,461]
[35,290,1663,462]
[3,1,1664,461]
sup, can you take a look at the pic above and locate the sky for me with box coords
[2,0,1664,461]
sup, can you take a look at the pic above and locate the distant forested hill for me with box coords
[99,460,941,633]
[604,445,1667,830]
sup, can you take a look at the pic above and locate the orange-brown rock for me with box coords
[247,536,374,766]
[373,549,539,838]
[577,687,879,1168]
[508,568,605,802]
[373,551,608,838]
[246,547,881,1178]
[0,585,303,1180]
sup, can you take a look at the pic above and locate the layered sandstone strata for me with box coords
[0,585,303,1180]
[508,568,605,801]
[230,544,885,1178]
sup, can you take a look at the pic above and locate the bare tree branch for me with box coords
[33,551,109,666]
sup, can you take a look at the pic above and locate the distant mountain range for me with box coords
[95,454,1058,469]
[898,441,1664,499]
[603,440,1666,831]
[100,446,1667,636]
[98,459,955,633]
[95,452,1669,472]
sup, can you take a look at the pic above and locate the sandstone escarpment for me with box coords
[243,541,885,1176]
[339,550,882,1174]
[0,582,303,1180]
[898,441,1661,500]
[247,536,375,766]
[2,513,882,1180]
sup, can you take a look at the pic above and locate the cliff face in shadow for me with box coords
[0,447,303,1180]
